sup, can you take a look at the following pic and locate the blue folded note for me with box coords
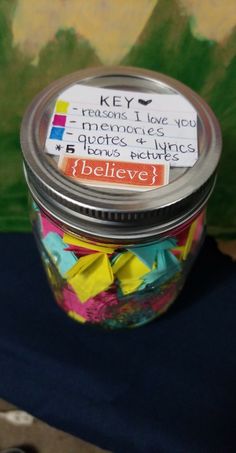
[42,232,77,277]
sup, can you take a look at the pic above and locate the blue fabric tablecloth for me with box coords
[0,233,236,453]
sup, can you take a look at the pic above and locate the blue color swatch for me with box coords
[49,127,65,140]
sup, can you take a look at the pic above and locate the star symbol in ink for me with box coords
[55,144,64,151]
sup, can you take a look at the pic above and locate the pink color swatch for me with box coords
[52,114,66,127]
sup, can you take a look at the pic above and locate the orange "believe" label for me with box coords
[59,156,169,190]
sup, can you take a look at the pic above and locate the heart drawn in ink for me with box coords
[138,98,152,106]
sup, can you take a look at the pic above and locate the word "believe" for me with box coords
[60,157,168,188]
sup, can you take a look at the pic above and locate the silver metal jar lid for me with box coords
[20,66,222,242]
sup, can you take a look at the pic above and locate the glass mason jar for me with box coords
[21,67,221,329]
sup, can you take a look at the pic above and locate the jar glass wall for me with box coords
[30,199,205,329]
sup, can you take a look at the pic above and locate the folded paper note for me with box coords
[42,232,77,276]
[41,214,63,237]
[140,250,180,289]
[63,233,116,255]
[66,252,114,302]
[63,286,96,320]
[182,219,198,260]
[112,251,151,295]
[172,219,198,260]
[68,311,86,324]
[113,239,181,295]
[128,239,177,268]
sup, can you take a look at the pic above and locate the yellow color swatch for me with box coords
[55,100,69,114]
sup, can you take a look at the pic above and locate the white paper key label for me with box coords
[45,84,198,189]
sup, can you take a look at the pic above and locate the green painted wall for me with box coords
[0,0,235,237]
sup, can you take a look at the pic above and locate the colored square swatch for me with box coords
[49,127,65,140]
[55,100,69,114]
[53,114,66,127]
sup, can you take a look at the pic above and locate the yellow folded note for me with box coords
[63,233,116,254]
[68,311,86,324]
[112,252,150,295]
[182,220,198,260]
[66,253,114,302]
[118,278,143,295]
